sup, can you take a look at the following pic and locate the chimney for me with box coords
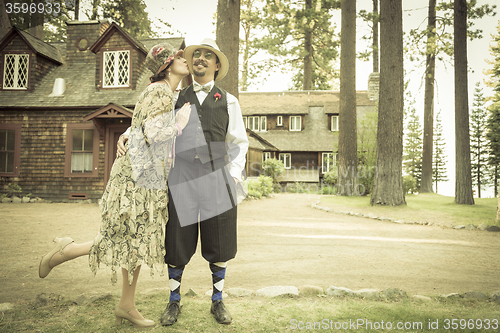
[65,20,110,65]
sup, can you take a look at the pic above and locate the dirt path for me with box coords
[1,193,499,304]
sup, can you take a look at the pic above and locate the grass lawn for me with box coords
[1,293,499,332]
[319,193,499,228]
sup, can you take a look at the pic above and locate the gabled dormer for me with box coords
[0,27,63,91]
[90,22,148,91]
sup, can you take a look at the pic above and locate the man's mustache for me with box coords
[194,60,208,67]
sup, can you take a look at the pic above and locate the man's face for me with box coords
[192,48,220,79]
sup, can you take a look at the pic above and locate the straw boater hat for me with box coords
[183,38,229,81]
[145,43,184,75]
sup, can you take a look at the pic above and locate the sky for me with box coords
[128,0,498,197]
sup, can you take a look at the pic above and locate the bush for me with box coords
[286,182,308,193]
[262,158,285,190]
[3,183,22,198]
[245,175,273,199]
[323,170,337,185]
[403,174,417,194]
[319,185,337,195]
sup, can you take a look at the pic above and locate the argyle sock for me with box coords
[210,262,227,302]
[168,265,185,302]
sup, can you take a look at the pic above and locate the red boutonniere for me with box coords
[214,93,221,102]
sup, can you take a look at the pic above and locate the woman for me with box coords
[38,43,191,328]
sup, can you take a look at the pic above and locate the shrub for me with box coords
[403,174,417,194]
[245,175,273,199]
[262,158,284,190]
[323,170,337,185]
[3,183,22,198]
[319,185,337,195]
[286,182,308,193]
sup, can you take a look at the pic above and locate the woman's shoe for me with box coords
[115,305,155,328]
[38,237,74,278]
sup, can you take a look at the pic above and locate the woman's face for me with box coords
[169,56,190,77]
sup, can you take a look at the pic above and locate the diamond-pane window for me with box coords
[3,54,29,89]
[103,50,130,87]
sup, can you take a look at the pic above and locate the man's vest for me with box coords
[174,84,229,166]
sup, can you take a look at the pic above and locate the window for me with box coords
[279,153,291,169]
[260,116,267,131]
[248,116,260,131]
[103,50,130,88]
[331,115,339,131]
[322,153,336,173]
[290,116,301,131]
[242,116,247,128]
[3,53,29,90]
[263,152,271,162]
[277,116,283,126]
[65,124,99,177]
[0,124,21,177]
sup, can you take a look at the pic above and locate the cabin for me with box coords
[240,91,378,184]
[0,20,187,201]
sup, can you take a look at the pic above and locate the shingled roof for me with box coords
[0,26,63,64]
[0,29,184,109]
[240,91,377,152]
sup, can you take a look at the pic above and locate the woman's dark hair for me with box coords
[149,61,173,83]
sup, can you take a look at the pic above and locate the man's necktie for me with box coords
[193,83,211,93]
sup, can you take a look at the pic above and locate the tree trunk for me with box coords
[420,0,436,193]
[30,0,44,40]
[241,21,251,91]
[497,180,500,223]
[338,0,357,195]
[370,0,406,206]
[216,0,241,98]
[303,0,313,90]
[454,0,474,205]
[0,0,11,39]
[372,0,379,73]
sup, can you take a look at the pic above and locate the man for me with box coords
[117,38,248,326]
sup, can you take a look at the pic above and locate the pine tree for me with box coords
[403,104,422,193]
[485,21,500,199]
[487,97,500,198]
[433,110,447,193]
[255,0,340,90]
[469,82,490,198]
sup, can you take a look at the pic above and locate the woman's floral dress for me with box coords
[89,82,179,285]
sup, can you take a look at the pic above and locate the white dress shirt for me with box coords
[123,81,249,181]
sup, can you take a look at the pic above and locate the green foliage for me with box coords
[7,0,155,42]
[433,110,448,193]
[405,1,496,65]
[402,175,417,195]
[486,21,500,197]
[246,175,274,199]
[286,182,308,194]
[250,0,341,90]
[403,95,422,193]
[262,158,285,186]
[4,183,22,198]
[318,184,337,195]
[101,0,152,39]
[469,83,490,197]
[323,170,337,186]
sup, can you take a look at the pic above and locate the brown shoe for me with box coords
[210,300,232,324]
[160,301,181,326]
